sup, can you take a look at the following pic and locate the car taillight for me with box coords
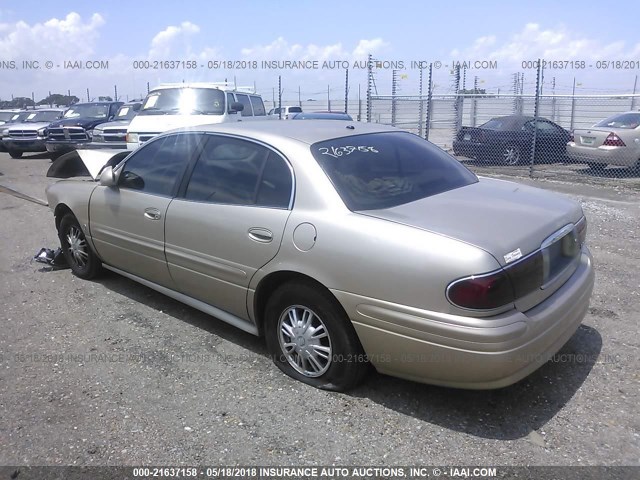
[603,132,625,147]
[447,271,515,310]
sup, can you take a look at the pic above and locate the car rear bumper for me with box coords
[567,143,638,167]
[333,246,594,389]
[3,138,47,152]
[452,140,488,158]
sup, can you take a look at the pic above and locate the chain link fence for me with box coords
[364,63,640,186]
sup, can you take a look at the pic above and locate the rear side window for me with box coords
[184,136,292,208]
[289,106,302,113]
[250,96,266,116]
[235,94,253,117]
[311,132,477,211]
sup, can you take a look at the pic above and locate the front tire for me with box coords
[264,281,368,391]
[58,214,102,279]
[8,150,23,159]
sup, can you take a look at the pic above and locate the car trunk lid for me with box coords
[572,127,614,148]
[360,177,582,265]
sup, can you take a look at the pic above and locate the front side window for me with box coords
[184,136,292,208]
[118,133,203,196]
[311,132,477,211]
[139,88,225,116]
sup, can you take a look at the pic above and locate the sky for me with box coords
[1,0,639,103]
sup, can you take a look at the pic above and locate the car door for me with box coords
[533,120,570,161]
[89,132,205,287]
[164,134,294,320]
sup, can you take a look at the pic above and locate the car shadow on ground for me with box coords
[351,323,601,440]
[94,270,601,441]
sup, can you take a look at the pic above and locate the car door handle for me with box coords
[248,228,273,243]
[144,208,161,220]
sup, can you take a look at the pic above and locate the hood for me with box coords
[49,117,110,129]
[6,121,52,130]
[46,149,130,180]
[129,113,228,133]
[94,119,132,130]
[360,177,583,266]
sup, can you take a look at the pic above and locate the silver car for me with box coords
[567,111,640,169]
[46,121,595,391]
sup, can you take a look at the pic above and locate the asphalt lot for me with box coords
[0,151,638,467]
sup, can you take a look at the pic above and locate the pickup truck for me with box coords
[45,101,123,158]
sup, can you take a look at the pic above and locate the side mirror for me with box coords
[229,102,244,113]
[99,166,117,186]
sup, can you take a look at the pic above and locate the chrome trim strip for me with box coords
[103,264,259,336]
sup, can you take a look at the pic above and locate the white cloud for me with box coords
[148,21,200,58]
[240,37,389,61]
[0,12,104,59]
[452,23,640,64]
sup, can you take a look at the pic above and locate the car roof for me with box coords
[178,120,398,145]
[483,115,536,129]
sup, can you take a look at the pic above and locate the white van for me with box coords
[126,82,268,150]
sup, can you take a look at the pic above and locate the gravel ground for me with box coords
[0,151,638,467]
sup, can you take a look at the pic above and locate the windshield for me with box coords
[114,105,139,120]
[0,112,16,122]
[139,88,225,115]
[23,111,61,123]
[63,104,110,119]
[312,132,478,211]
[9,112,31,123]
[595,113,640,129]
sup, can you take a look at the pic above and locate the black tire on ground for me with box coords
[8,150,23,159]
[501,144,521,165]
[264,281,369,392]
[58,214,102,279]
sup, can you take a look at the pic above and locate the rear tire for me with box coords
[8,150,22,159]
[501,144,521,165]
[58,214,102,279]
[264,281,368,391]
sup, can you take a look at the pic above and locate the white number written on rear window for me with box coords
[318,146,379,158]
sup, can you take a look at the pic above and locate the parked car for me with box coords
[126,83,268,150]
[90,102,142,149]
[0,111,32,152]
[267,106,303,119]
[453,115,570,165]
[291,111,353,121]
[45,101,124,157]
[567,111,640,170]
[2,108,65,158]
[46,121,594,391]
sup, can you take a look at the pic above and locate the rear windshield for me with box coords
[594,113,640,129]
[311,132,477,211]
[289,106,302,113]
